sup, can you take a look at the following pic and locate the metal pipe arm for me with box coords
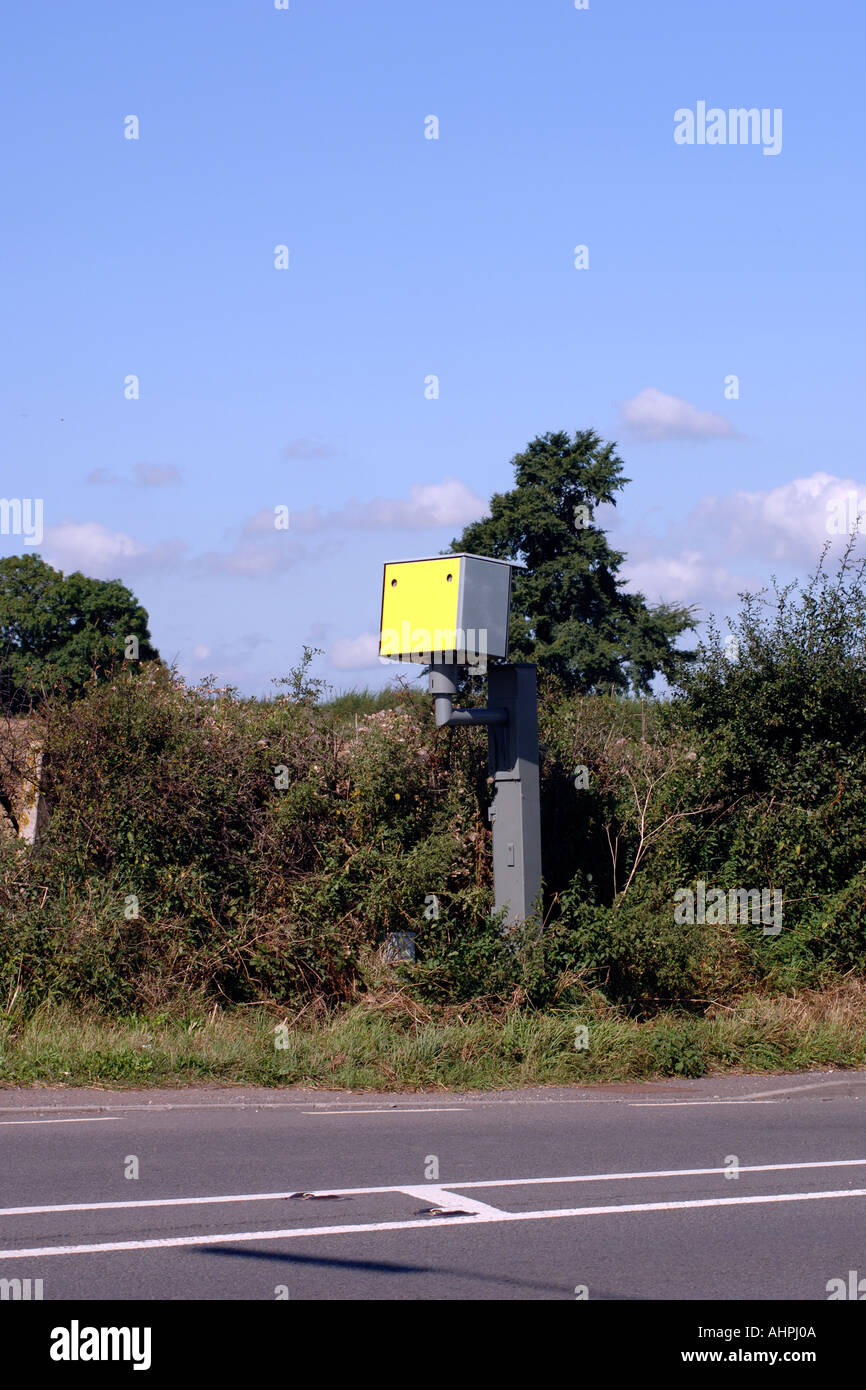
[429,663,508,728]
[439,706,508,727]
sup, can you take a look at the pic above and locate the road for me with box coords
[2,1071,866,1300]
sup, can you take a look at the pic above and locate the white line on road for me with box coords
[305,1107,468,1115]
[0,1190,383,1218]
[3,1186,866,1261]
[1,1077,862,1118]
[4,1156,866,1219]
[629,1100,780,1107]
[0,1117,119,1127]
[737,1078,861,1100]
[397,1186,508,1217]
[450,1157,866,1189]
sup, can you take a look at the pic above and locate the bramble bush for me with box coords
[0,657,500,1014]
[3,547,866,1019]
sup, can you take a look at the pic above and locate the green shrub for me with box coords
[4,544,866,1022]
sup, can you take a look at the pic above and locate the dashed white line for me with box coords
[629,1100,780,1107]
[0,1117,119,1127]
[0,1077,862,1118]
[305,1107,467,1115]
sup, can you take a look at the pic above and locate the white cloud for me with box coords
[41,522,186,578]
[43,521,148,574]
[330,632,381,670]
[693,471,866,563]
[198,522,311,575]
[622,550,743,605]
[204,479,485,576]
[292,477,487,532]
[617,471,866,614]
[620,387,742,443]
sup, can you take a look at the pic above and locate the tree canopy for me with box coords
[450,429,696,693]
[0,553,159,708]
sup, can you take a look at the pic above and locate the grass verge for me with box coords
[2,984,866,1089]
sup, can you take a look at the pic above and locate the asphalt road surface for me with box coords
[2,1071,866,1300]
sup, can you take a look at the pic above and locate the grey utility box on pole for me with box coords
[380,553,542,929]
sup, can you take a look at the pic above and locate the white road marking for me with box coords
[629,1077,866,1106]
[5,1156,866,1219]
[305,1107,467,1115]
[737,1078,858,1100]
[629,1100,780,1107]
[1,1077,863,1118]
[0,1100,542,1115]
[4,1186,866,1260]
[0,1117,118,1127]
[0,1183,493,1219]
[0,1190,398,1218]
[397,1185,508,1217]
[450,1157,866,1189]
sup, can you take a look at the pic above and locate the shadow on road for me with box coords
[198,1243,581,1296]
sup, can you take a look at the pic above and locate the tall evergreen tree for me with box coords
[450,429,695,692]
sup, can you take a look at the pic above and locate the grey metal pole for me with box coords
[429,662,542,927]
[486,664,542,928]
[429,664,460,726]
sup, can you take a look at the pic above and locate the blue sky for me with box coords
[2,0,863,695]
